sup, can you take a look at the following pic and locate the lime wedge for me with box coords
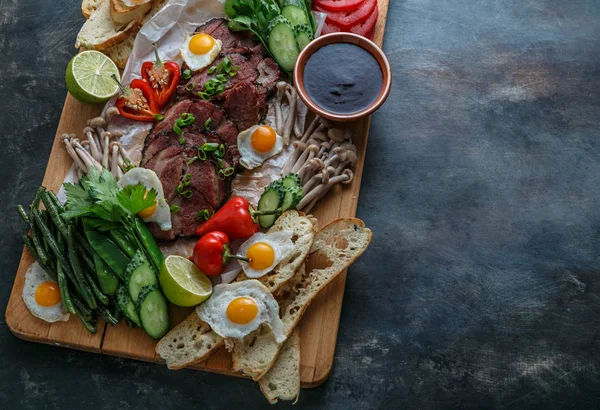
[66,50,120,104]
[159,255,213,307]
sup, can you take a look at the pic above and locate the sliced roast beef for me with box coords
[151,100,193,135]
[223,82,260,131]
[188,100,224,128]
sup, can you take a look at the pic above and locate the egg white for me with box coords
[122,0,150,7]
[237,125,284,170]
[180,35,222,72]
[196,280,285,343]
[118,168,172,231]
[236,231,294,278]
[22,263,70,323]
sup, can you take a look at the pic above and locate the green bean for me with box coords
[46,190,65,213]
[75,231,93,255]
[78,245,95,273]
[84,270,108,305]
[98,305,119,325]
[23,235,39,261]
[17,205,30,224]
[41,190,69,239]
[29,225,49,266]
[31,209,69,273]
[57,259,75,314]
[67,224,96,309]
[72,304,96,333]
[110,229,137,258]
[71,296,92,321]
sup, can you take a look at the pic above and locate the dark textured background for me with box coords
[2,0,600,408]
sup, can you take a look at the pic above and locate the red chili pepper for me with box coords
[113,76,160,122]
[195,197,279,240]
[141,43,181,108]
[191,231,249,276]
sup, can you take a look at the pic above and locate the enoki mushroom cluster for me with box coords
[62,107,132,181]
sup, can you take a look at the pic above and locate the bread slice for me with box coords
[155,313,224,370]
[82,0,103,18]
[156,211,314,369]
[259,328,301,404]
[110,0,152,24]
[102,0,169,68]
[76,0,141,51]
[235,210,315,294]
[232,218,372,380]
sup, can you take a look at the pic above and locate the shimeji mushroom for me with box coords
[275,82,300,145]
[282,117,358,212]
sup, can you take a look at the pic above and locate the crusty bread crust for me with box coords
[110,0,152,24]
[76,0,142,51]
[232,218,373,380]
[81,0,103,18]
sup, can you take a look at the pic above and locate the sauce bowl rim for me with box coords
[293,32,392,122]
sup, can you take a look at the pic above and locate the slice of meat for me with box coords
[222,82,260,131]
[152,100,193,135]
[169,186,216,237]
[188,100,225,129]
[256,58,280,90]
[214,119,238,147]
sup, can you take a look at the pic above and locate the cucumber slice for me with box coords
[281,5,310,28]
[281,186,304,211]
[117,285,140,327]
[268,16,299,72]
[294,24,314,50]
[126,250,158,303]
[258,185,283,229]
[138,288,170,339]
[281,173,301,188]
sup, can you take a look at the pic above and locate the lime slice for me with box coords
[159,255,213,307]
[66,50,120,104]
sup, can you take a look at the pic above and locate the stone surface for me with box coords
[1,0,600,408]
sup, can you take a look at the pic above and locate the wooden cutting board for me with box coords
[5,1,389,388]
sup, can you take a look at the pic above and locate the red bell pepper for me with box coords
[195,197,279,240]
[191,231,249,276]
[113,76,160,122]
[141,43,181,108]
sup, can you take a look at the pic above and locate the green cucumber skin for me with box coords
[268,17,299,72]
[138,290,169,340]
[281,5,310,28]
[117,285,140,327]
[258,187,283,229]
[126,250,158,303]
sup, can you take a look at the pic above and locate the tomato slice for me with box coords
[315,0,377,29]
[313,0,364,12]
[350,4,378,38]
[321,21,342,35]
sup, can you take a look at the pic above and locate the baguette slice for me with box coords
[232,218,372,380]
[155,312,224,370]
[82,0,104,18]
[110,0,152,24]
[259,328,301,404]
[156,211,315,369]
[102,0,170,68]
[76,0,141,51]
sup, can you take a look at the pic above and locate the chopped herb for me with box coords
[185,82,196,91]
[188,156,198,165]
[223,167,235,177]
[200,142,219,152]
[216,74,227,82]
[198,91,210,100]
[153,114,164,121]
[197,149,207,161]
[183,173,192,187]
[123,158,136,172]
[179,137,186,145]
[173,113,195,136]
[204,118,213,130]
[169,204,181,213]
[207,66,217,75]
[195,209,213,221]
[182,69,192,80]
[182,190,193,199]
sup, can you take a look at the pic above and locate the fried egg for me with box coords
[122,0,150,7]
[196,280,285,342]
[238,125,284,169]
[22,263,70,323]
[118,168,172,231]
[180,33,222,72]
[236,231,294,278]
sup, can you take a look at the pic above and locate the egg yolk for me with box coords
[226,297,259,324]
[35,281,61,307]
[246,242,275,270]
[251,126,277,153]
[138,190,157,219]
[189,33,215,55]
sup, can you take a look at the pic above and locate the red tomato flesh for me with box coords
[314,0,364,12]
[315,0,377,29]
[320,3,378,39]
